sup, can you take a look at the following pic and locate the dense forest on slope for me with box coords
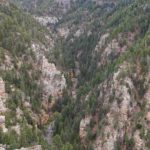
[50,0,150,149]
[1,0,150,150]
[0,2,54,149]
[10,0,56,15]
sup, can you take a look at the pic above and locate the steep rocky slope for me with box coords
[1,0,150,150]
[0,1,66,149]
[49,0,150,149]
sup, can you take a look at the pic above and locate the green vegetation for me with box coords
[51,0,150,149]
[0,2,52,149]
[1,0,150,149]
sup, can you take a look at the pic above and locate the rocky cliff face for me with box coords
[92,62,148,150]
[0,78,7,133]
[31,42,66,100]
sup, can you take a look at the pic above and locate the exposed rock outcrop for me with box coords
[0,78,8,133]
[92,63,147,150]
[95,32,137,68]
[58,27,70,38]
[79,116,91,140]
[11,124,21,135]
[0,54,13,71]
[32,42,66,101]
[34,16,59,26]
[134,130,146,150]
[15,145,42,150]
[0,78,7,114]
[42,56,66,100]
[0,144,6,150]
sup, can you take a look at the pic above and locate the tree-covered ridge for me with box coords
[0,2,52,109]
[0,2,54,149]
